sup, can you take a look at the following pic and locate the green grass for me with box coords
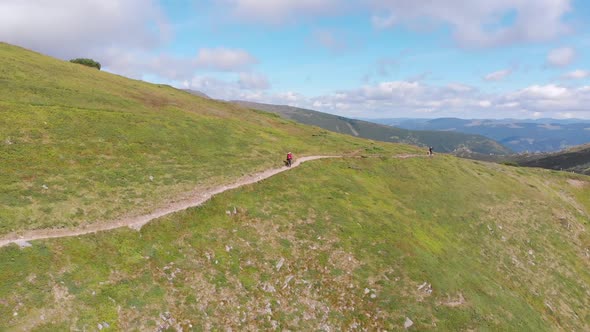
[1,156,588,330]
[0,43,417,235]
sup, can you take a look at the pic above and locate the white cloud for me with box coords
[484,69,512,81]
[562,69,590,80]
[181,78,590,119]
[237,72,271,90]
[195,48,258,71]
[182,72,271,101]
[252,82,590,119]
[99,48,259,81]
[510,84,571,99]
[369,0,571,47]
[557,112,575,119]
[446,83,473,92]
[479,100,492,108]
[218,0,572,47]
[547,47,576,67]
[0,0,168,59]
[222,0,343,24]
[371,14,397,30]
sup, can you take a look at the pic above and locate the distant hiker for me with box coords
[428,146,433,156]
[286,152,293,167]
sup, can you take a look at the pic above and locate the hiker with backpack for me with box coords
[286,152,293,167]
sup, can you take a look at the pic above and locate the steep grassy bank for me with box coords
[1,154,588,330]
[0,43,399,235]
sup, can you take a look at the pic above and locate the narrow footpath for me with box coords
[0,156,337,247]
[0,154,430,247]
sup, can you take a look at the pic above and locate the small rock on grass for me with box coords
[276,258,285,271]
[404,317,414,329]
[15,240,32,248]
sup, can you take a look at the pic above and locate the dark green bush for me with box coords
[69,58,101,70]
[500,161,519,167]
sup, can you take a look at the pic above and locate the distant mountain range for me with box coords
[234,101,512,155]
[367,117,590,153]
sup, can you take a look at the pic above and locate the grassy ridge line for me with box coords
[1,43,425,234]
[0,155,338,247]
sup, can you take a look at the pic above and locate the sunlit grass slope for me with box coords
[1,153,588,330]
[0,43,416,235]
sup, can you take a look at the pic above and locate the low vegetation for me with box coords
[69,58,101,70]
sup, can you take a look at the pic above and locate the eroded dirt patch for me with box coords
[567,179,588,188]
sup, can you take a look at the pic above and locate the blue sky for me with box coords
[2,0,590,119]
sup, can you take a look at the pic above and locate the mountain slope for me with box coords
[234,101,512,155]
[0,43,397,236]
[515,143,590,174]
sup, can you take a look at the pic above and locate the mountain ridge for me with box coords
[234,101,512,155]
[368,117,590,152]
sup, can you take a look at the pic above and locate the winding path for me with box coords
[0,156,339,248]
[0,153,430,248]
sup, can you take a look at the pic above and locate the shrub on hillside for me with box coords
[500,161,519,167]
[69,58,101,70]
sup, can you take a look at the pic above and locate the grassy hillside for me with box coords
[0,43,392,235]
[234,101,512,155]
[1,153,589,330]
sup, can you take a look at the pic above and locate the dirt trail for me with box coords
[0,156,337,247]
[0,153,429,247]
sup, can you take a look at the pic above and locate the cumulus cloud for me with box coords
[484,69,512,81]
[499,85,590,116]
[562,69,590,80]
[195,48,258,71]
[369,0,571,47]
[547,47,576,67]
[182,71,271,101]
[98,47,259,82]
[221,0,344,24]
[0,0,169,59]
[218,0,571,47]
[181,77,590,119]
[509,84,571,99]
[237,72,271,90]
[237,81,590,119]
